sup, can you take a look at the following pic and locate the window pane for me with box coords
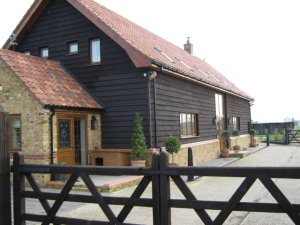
[91,39,101,63]
[11,118,21,149]
[69,42,78,54]
[58,120,71,149]
[180,113,198,136]
[40,48,49,58]
[187,114,192,135]
[192,114,198,135]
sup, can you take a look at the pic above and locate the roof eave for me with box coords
[3,0,49,50]
[44,104,103,112]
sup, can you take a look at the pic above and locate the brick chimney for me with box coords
[184,37,193,54]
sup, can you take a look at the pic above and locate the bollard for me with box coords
[266,134,269,146]
[187,147,194,181]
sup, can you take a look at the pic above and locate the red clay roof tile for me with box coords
[0,49,102,110]
[72,0,253,100]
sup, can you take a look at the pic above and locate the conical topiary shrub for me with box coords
[131,112,147,164]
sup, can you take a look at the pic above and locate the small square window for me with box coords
[90,39,101,64]
[68,42,78,55]
[39,47,49,58]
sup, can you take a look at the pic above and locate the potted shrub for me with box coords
[164,136,181,164]
[130,112,147,166]
[232,130,241,152]
[249,129,257,147]
[220,130,230,158]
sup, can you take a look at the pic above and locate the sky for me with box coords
[1,0,300,122]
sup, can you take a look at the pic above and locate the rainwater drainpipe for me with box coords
[49,107,55,165]
[149,71,158,147]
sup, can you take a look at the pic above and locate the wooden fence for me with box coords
[10,152,300,225]
[1,108,300,224]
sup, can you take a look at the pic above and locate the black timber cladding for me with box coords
[15,0,149,148]
[15,0,252,148]
[150,73,218,146]
[226,94,251,134]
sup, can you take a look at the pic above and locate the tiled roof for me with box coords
[3,0,252,100]
[0,49,102,110]
[71,0,253,100]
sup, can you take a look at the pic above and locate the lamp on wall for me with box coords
[228,117,232,125]
[212,117,217,125]
[91,116,98,130]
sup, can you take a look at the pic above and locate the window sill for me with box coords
[88,62,102,66]
[180,135,200,139]
[66,52,78,56]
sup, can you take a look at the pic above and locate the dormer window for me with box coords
[68,41,78,55]
[90,38,101,64]
[154,47,175,63]
[39,47,49,58]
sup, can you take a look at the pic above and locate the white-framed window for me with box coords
[68,41,78,55]
[215,93,225,132]
[90,39,101,64]
[39,47,49,58]
[9,115,21,151]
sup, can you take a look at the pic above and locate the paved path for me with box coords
[25,144,300,224]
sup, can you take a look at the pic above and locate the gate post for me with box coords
[0,112,12,225]
[152,152,161,225]
[159,151,171,225]
[13,153,25,225]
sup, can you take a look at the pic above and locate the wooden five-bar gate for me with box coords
[288,130,300,144]
[1,112,300,225]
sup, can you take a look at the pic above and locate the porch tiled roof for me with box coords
[0,49,102,110]
[71,0,253,100]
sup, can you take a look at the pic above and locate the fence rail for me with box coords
[10,151,300,225]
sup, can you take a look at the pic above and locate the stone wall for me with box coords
[228,134,250,150]
[0,61,52,185]
[0,61,51,162]
[170,139,220,166]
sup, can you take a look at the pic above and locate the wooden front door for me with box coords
[57,117,75,165]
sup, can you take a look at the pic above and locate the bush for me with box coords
[131,112,147,161]
[164,136,181,155]
[164,136,181,163]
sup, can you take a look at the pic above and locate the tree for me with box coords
[131,112,147,161]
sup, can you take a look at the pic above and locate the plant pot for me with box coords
[130,160,146,167]
[233,145,241,152]
[220,148,229,158]
[250,140,257,147]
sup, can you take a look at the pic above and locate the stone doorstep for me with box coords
[229,150,251,158]
[46,176,144,193]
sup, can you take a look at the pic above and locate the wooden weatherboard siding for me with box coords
[151,73,217,146]
[15,0,149,148]
[226,94,251,134]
